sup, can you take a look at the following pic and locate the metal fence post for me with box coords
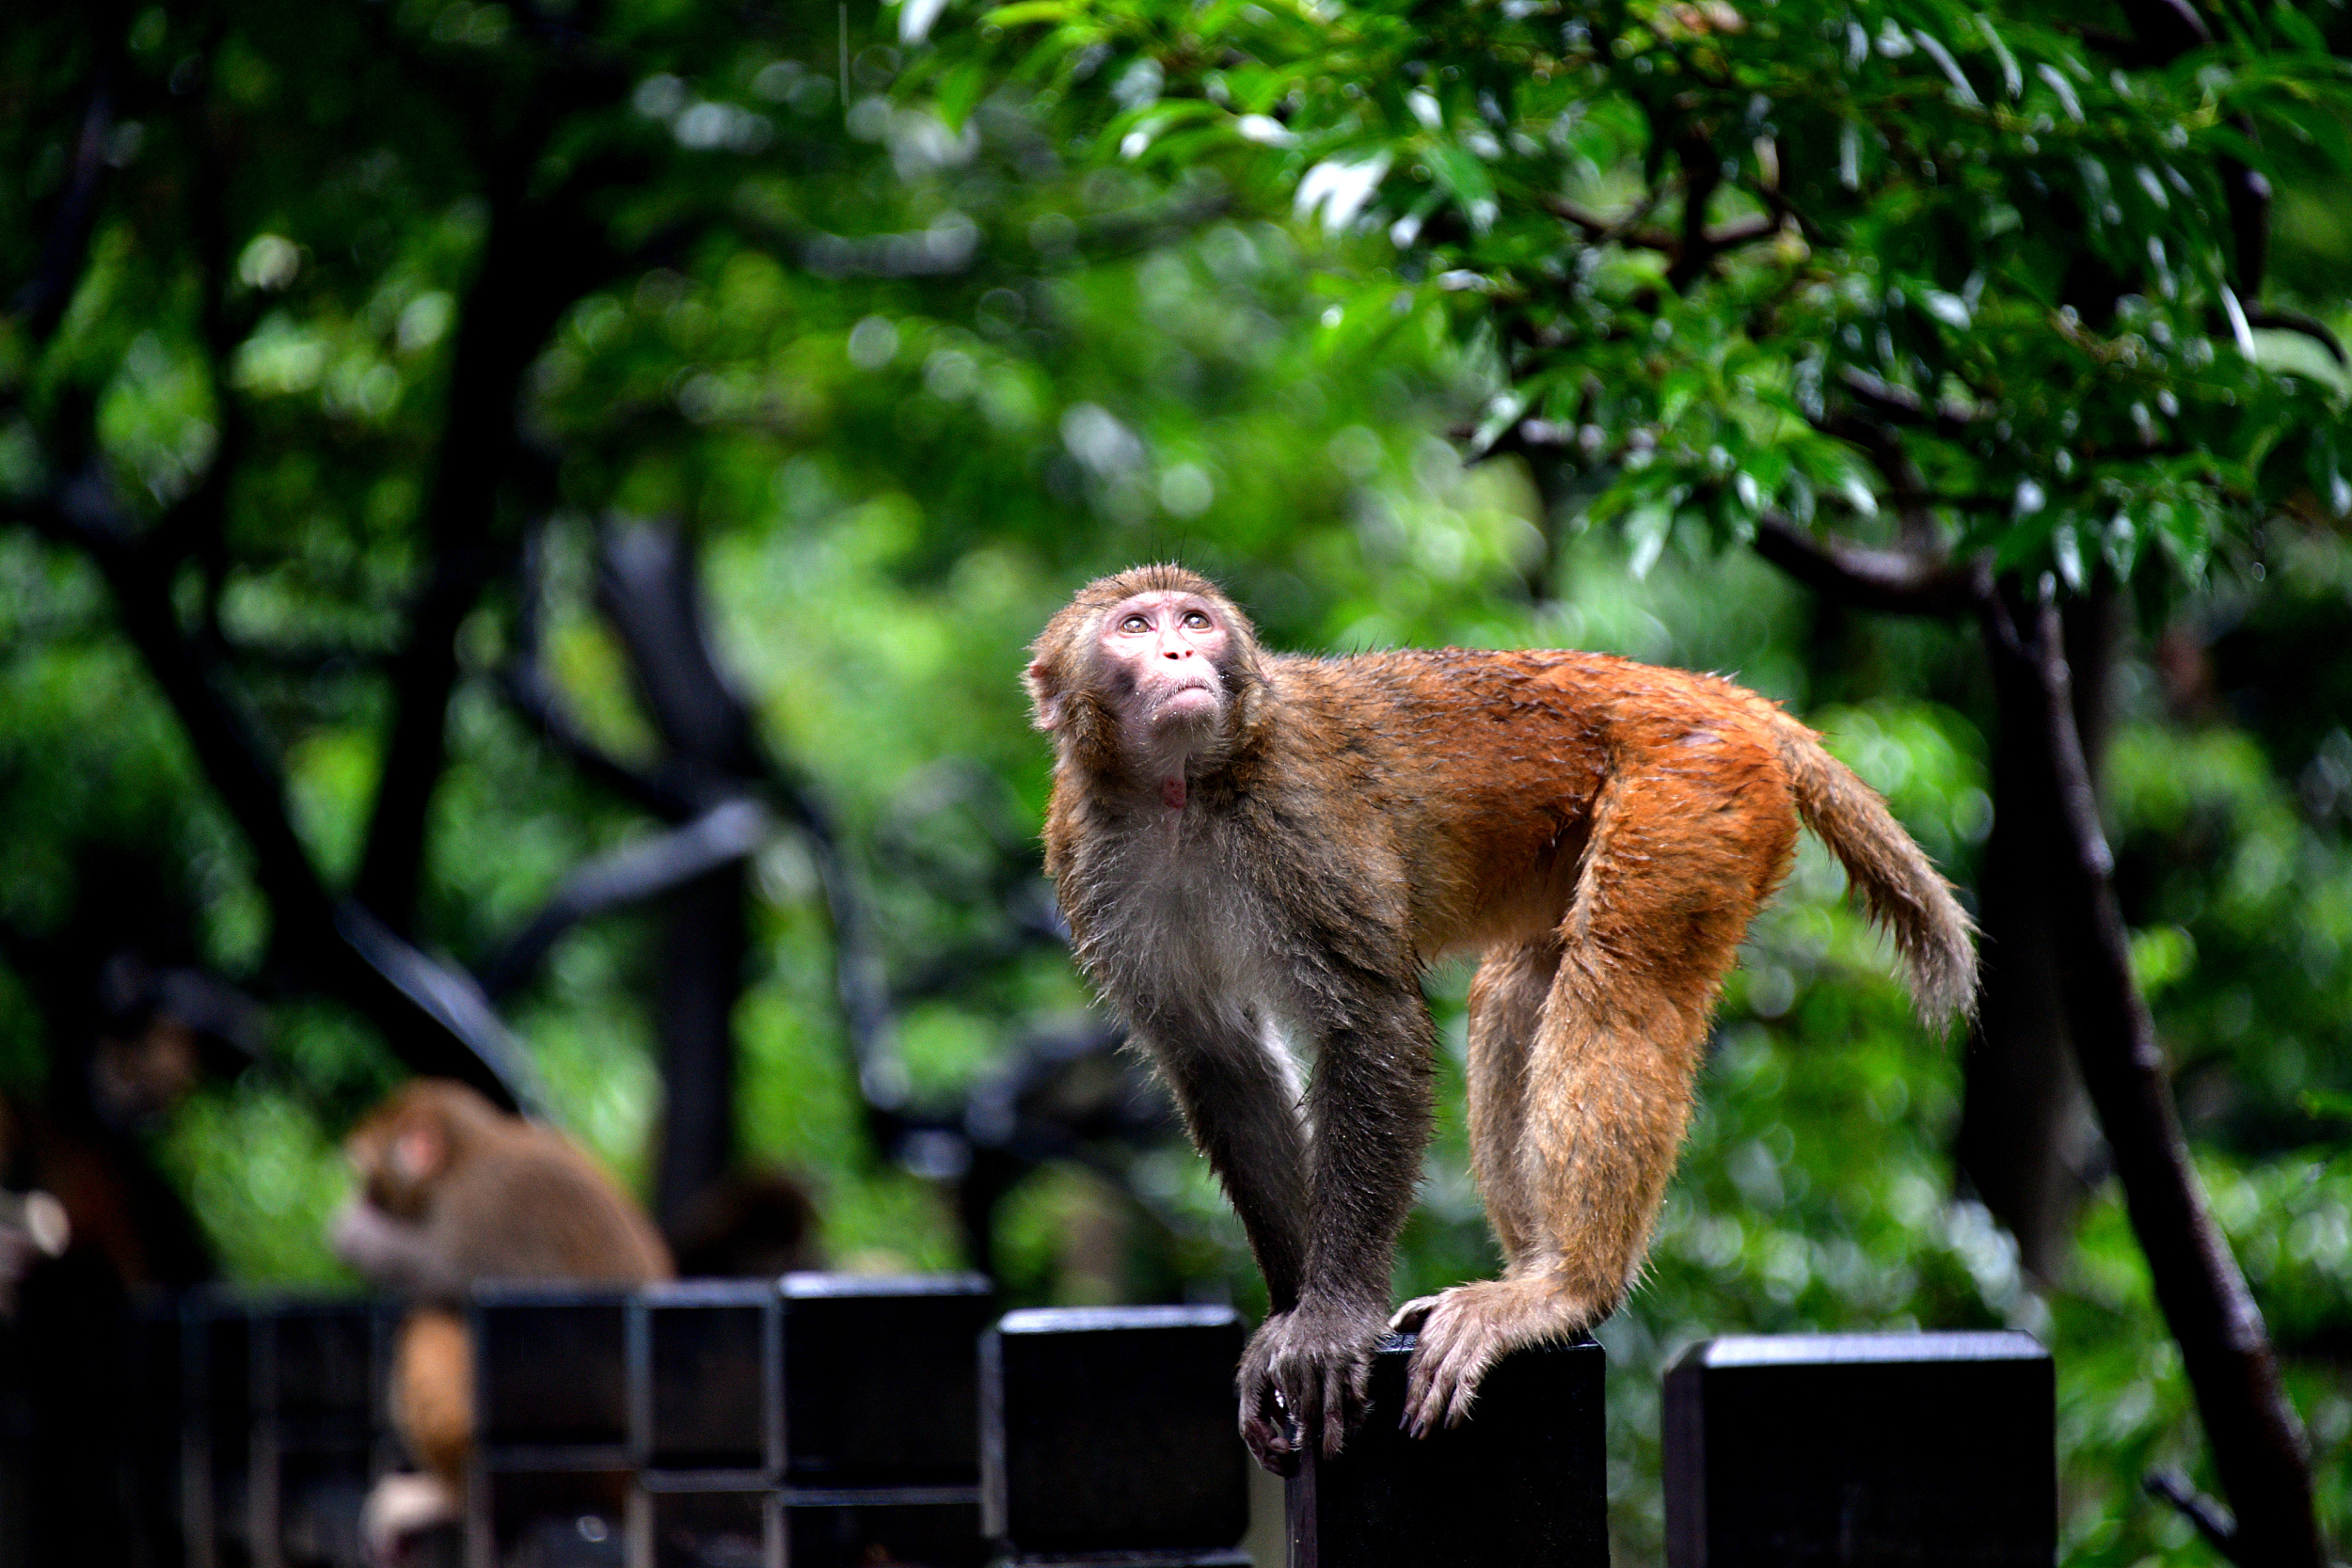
[774,1272,993,1567]
[468,1285,634,1568]
[1284,1334,1608,1568]
[1662,1330,2056,1568]
[628,1279,779,1568]
[981,1304,1251,1567]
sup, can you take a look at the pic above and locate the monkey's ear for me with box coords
[1025,656,1065,732]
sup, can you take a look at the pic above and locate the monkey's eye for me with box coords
[1120,614,1151,633]
[1182,610,1211,629]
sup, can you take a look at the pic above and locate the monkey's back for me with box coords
[1257,648,1802,958]
[437,1128,673,1286]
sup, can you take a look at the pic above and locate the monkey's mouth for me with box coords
[1153,680,1221,721]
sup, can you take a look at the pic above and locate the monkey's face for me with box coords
[1095,590,1233,736]
[348,1103,452,1223]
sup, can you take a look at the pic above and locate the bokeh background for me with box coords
[4,0,2350,1561]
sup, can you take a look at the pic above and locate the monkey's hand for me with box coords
[1391,1277,1604,1437]
[328,1197,451,1298]
[1237,1297,1387,1474]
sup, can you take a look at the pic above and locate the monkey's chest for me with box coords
[1078,837,1288,1004]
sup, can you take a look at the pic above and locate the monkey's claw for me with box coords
[1396,1277,1603,1439]
[1236,1301,1383,1474]
[1388,1294,1440,1334]
[1395,1284,1508,1439]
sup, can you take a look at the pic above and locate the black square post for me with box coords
[630,1279,779,1568]
[468,1284,634,1568]
[182,1290,252,1568]
[128,1291,187,1568]
[1285,1333,1608,1568]
[249,1295,383,1568]
[1662,1330,2056,1568]
[776,1272,994,1568]
[981,1304,1251,1567]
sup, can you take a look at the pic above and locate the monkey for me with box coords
[1025,564,1974,1474]
[328,1080,671,1548]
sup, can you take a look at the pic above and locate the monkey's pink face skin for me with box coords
[1098,590,1230,726]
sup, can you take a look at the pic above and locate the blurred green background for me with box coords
[4,0,2350,1562]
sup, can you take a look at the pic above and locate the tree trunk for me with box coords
[654,860,747,1237]
[1957,579,2118,1278]
[1982,587,2321,1568]
[596,523,764,1238]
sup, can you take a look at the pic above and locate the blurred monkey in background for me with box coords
[330,1080,670,1553]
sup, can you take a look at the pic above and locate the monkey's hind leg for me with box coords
[1395,763,1788,1434]
[392,1306,474,1488]
[364,1307,471,1558]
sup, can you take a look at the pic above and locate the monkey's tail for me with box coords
[1758,703,1978,1027]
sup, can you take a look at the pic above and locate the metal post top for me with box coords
[781,1270,993,1299]
[995,1304,1241,1336]
[1673,1329,2048,1370]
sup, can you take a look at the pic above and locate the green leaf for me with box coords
[983,3,1079,29]
[1422,144,1498,234]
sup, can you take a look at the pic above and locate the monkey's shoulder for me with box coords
[1265,646,1779,736]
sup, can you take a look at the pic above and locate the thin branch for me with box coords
[501,516,693,820]
[1540,195,1774,260]
[475,799,770,1000]
[1836,366,1981,438]
[1751,513,1990,618]
[2145,1472,2246,1567]
[769,770,911,1117]
[1540,196,1673,252]
[334,902,540,1105]
[14,54,117,343]
[1752,175,1830,246]
[2247,309,2348,367]
[498,660,692,818]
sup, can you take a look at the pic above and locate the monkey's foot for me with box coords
[1390,1276,1603,1438]
[1237,1298,1389,1475]
[361,1472,459,1564]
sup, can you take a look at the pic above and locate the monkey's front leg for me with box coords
[1238,981,1435,1473]
[329,1197,458,1299]
[1145,1001,1313,1311]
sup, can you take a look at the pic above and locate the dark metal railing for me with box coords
[102,1286,2058,1568]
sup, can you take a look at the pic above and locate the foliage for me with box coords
[955,0,2352,591]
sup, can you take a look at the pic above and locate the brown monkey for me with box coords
[1025,564,1973,1473]
[329,1080,671,1543]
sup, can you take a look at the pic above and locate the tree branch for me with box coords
[2146,1472,2248,1567]
[1750,513,1989,617]
[2247,309,2348,367]
[355,112,612,935]
[1836,366,1980,438]
[1540,196,1674,252]
[14,43,118,343]
[21,476,532,1109]
[474,799,770,1000]
[499,659,693,818]
[1979,584,2323,1568]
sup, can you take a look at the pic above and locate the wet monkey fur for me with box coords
[1025,564,1974,1473]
